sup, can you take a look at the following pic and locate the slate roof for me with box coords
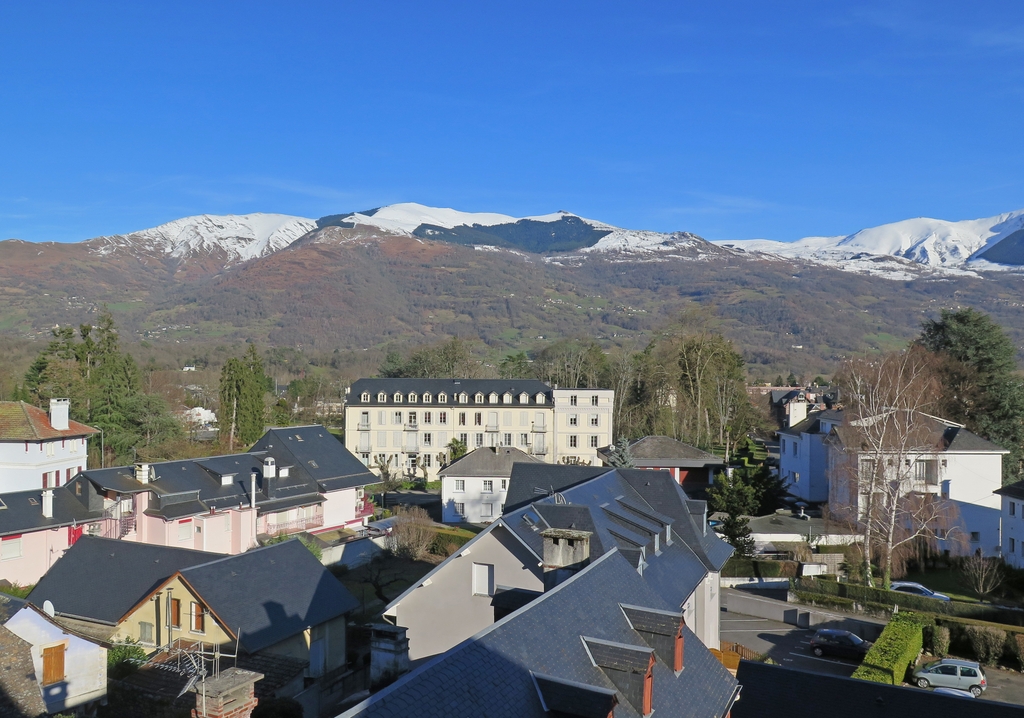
[179,539,359,654]
[348,378,556,407]
[0,487,104,538]
[0,401,98,441]
[613,436,725,466]
[831,411,1007,454]
[28,536,219,624]
[777,409,844,437]
[733,661,1024,718]
[745,511,858,537]
[342,551,739,718]
[73,424,371,522]
[438,446,543,478]
[0,626,46,718]
[996,480,1024,501]
[504,463,608,512]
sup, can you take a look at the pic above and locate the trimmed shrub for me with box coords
[932,626,950,657]
[852,612,925,685]
[722,557,754,577]
[723,558,798,578]
[1014,633,1024,671]
[793,591,856,611]
[108,640,147,679]
[428,531,472,557]
[965,626,1007,665]
[815,544,850,554]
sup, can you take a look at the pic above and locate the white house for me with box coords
[995,480,1024,568]
[777,409,843,503]
[1,595,107,715]
[827,412,1007,556]
[438,446,543,523]
[343,379,614,481]
[0,400,98,493]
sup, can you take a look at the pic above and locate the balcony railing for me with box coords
[357,422,371,431]
[404,422,419,431]
[532,425,548,433]
[266,514,325,535]
[485,424,499,432]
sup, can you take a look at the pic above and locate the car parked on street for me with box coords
[913,659,987,696]
[889,581,951,602]
[808,629,872,660]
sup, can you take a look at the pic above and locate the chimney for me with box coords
[262,456,276,480]
[370,623,410,690]
[42,489,53,519]
[787,399,808,428]
[189,667,262,718]
[541,528,591,591]
[49,398,69,431]
[135,463,151,484]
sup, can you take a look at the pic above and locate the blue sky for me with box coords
[2,2,1024,242]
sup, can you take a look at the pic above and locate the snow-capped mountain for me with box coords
[716,210,1024,275]
[87,213,317,265]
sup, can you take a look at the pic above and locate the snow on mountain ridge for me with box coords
[88,213,317,264]
[341,202,572,235]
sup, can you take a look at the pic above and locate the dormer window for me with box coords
[519,392,530,404]
[423,392,432,403]
[459,392,468,404]
[535,393,546,404]
[361,392,370,402]
[489,392,498,404]
[408,393,417,403]
[475,393,484,404]
[438,392,447,403]
[393,392,403,403]
[377,392,387,402]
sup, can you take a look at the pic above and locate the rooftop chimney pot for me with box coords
[49,398,69,431]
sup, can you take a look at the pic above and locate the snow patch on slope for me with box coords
[89,213,317,264]
[342,202,569,234]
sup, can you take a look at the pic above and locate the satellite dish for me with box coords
[42,600,55,617]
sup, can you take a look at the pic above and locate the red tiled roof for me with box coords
[0,402,99,441]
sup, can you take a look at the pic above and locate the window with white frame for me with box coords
[459,392,467,403]
[458,412,467,426]
[1,536,22,560]
[394,411,403,425]
[503,393,512,404]
[459,433,468,444]
[423,393,432,403]
[1012,501,1017,517]
[139,621,155,644]
[474,412,482,426]
[424,411,432,424]
[503,433,512,446]
[590,414,599,426]
[519,392,529,404]
[519,433,529,446]
[591,395,599,406]
[408,411,417,426]
[439,411,448,424]
[362,392,370,402]
[489,392,498,403]
[454,479,465,492]
[482,503,493,518]
[590,436,599,448]
[501,479,507,490]
[535,393,545,404]
[569,435,578,448]
[408,393,417,402]
[423,433,432,447]
[455,502,465,516]
[393,392,402,402]
[378,392,387,402]
[569,414,578,426]
[438,393,447,403]
[475,393,484,404]
[482,480,493,493]
[475,433,484,447]
[570,395,578,406]
[423,454,432,468]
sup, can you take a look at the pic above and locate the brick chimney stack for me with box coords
[190,668,263,718]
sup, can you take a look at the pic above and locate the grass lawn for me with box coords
[899,568,981,603]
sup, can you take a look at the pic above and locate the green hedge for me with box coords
[792,590,856,611]
[794,577,1024,627]
[428,531,473,556]
[852,612,925,685]
[723,557,799,578]
[932,615,1024,664]
[814,545,849,554]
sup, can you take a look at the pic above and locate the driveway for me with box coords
[720,613,861,678]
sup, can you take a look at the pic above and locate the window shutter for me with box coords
[42,645,65,686]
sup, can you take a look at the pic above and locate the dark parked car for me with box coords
[808,629,872,660]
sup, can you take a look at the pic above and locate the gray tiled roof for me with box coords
[341,551,738,718]
[0,487,104,538]
[777,409,844,436]
[996,480,1024,501]
[28,536,218,624]
[733,661,1024,718]
[505,463,608,512]
[348,378,555,407]
[251,426,376,491]
[179,539,359,653]
[438,446,543,478]
[621,436,725,464]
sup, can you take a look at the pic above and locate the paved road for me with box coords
[720,613,860,678]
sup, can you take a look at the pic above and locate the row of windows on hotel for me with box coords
[359,391,602,406]
[358,432,602,460]
[23,438,84,454]
[358,410,602,427]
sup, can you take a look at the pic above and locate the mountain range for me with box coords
[2,203,1024,377]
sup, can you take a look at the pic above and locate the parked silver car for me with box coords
[912,659,987,697]
[889,581,951,602]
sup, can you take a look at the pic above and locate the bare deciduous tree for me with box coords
[384,505,435,560]
[958,554,1005,597]
[829,348,963,588]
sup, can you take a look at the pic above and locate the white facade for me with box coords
[5,604,107,714]
[996,486,1024,568]
[442,474,510,523]
[343,380,614,481]
[0,400,95,494]
[778,411,842,503]
[828,429,1006,557]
